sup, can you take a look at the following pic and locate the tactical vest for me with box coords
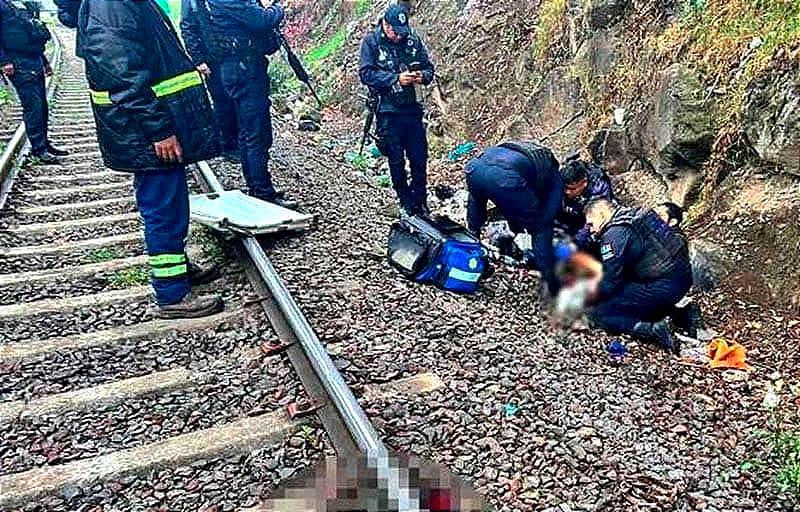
[205,0,280,60]
[498,141,560,201]
[0,0,50,57]
[373,26,423,106]
[605,207,689,281]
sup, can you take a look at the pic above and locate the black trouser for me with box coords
[9,64,48,155]
[204,60,238,153]
[466,161,563,293]
[377,112,428,214]
[589,271,692,334]
[219,56,276,201]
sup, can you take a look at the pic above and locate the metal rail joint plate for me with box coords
[189,190,313,236]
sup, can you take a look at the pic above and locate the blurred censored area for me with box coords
[262,453,489,511]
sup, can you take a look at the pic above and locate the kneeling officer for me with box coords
[584,199,692,353]
[465,141,564,295]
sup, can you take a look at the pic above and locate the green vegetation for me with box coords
[108,266,150,287]
[658,0,800,123]
[190,226,226,264]
[87,247,123,263]
[773,430,800,496]
[531,0,566,62]
[355,0,373,18]
[306,27,348,66]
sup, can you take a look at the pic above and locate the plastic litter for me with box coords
[607,340,627,365]
[447,142,478,161]
[504,404,519,417]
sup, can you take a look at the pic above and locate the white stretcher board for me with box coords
[189,190,313,236]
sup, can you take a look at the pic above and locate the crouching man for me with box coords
[465,141,563,296]
[584,199,692,353]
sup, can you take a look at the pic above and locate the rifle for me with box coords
[275,31,323,107]
[359,91,379,155]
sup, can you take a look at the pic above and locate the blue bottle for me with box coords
[607,339,627,365]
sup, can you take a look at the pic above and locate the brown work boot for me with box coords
[153,292,223,319]
[187,262,221,287]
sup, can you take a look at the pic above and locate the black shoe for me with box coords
[46,143,69,156]
[670,302,703,338]
[29,151,61,165]
[154,292,224,319]
[188,262,221,286]
[633,319,679,354]
[267,196,298,209]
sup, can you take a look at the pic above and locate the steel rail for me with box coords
[0,31,63,211]
[193,160,420,510]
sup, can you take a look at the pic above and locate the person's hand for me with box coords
[44,63,53,77]
[196,63,211,77]
[2,63,14,77]
[413,71,424,84]
[154,135,183,163]
[398,72,416,86]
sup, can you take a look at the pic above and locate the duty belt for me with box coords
[89,70,203,106]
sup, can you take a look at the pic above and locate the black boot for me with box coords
[29,151,61,165]
[670,302,703,339]
[632,319,680,354]
[188,262,221,286]
[46,142,69,156]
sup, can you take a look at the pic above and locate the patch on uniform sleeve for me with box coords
[600,243,615,261]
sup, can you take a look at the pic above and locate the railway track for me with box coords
[0,28,452,512]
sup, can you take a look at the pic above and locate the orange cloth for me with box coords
[707,338,751,371]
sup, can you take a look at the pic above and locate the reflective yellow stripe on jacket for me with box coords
[89,70,203,106]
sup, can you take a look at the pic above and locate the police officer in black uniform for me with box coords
[180,0,240,162]
[584,198,692,353]
[465,141,564,296]
[359,4,435,216]
[1,0,67,165]
[205,0,293,207]
[556,158,615,250]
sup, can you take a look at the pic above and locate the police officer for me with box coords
[180,0,240,162]
[205,0,294,207]
[55,0,223,318]
[653,201,705,337]
[584,199,692,353]
[1,0,67,165]
[359,4,435,216]
[556,158,614,250]
[465,141,564,295]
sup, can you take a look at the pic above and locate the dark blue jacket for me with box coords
[597,207,691,299]
[359,24,434,115]
[466,143,563,234]
[557,164,614,248]
[180,0,213,66]
[55,0,220,172]
[205,0,283,59]
[0,0,50,68]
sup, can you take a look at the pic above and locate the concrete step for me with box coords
[14,196,133,215]
[0,308,242,364]
[0,411,298,509]
[0,285,150,320]
[4,212,139,234]
[0,232,141,257]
